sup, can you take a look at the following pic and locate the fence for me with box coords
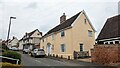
[0,56,19,64]
[73,51,89,59]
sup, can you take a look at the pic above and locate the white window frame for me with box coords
[61,30,65,37]
[88,30,92,37]
[60,44,66,52]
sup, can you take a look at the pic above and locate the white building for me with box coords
[8,36,19,49]
[18,29,42,50]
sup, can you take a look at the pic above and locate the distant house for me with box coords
[40,10,95,59]
[96,15,120,44]
[7,36,19,49]
[18,29,42,50]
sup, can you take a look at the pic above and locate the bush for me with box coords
[2,50,21,64]
[1,43,9,50]
[0,62,22,68]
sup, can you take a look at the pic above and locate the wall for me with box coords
[72,12,95,56]
[18,41,23,50]
[91,44,120,64]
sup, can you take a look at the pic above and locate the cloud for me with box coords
[0,0,119,40]
[118,1,120,14]
[25,2,38,9]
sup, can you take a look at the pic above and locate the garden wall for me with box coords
[91,44,120,64]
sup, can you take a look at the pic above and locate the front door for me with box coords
[46,44,51,55]
[80,44,83,51]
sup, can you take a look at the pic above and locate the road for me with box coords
[20,52,113,68]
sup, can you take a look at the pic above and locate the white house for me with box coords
[18,29,42,50]
[8,36,19,49]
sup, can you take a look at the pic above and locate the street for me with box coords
[19,52,112,68]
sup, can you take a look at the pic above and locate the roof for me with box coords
[27,29,42,37]
[97,14,120,40]
[19,29,42,41]
[43,11,81,37]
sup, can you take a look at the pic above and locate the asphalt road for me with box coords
[19,52,114,68]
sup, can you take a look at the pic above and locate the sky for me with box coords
[0,0,119,40]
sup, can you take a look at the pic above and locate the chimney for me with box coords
[60,13,66,24]
[13,36,15,39]
[25,32,27,36]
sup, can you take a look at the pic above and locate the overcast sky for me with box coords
[0,0,119,40]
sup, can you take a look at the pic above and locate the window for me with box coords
[60,44,66,52]
[104,42,108,44]
[37,33,40,35]
[42,39,44,42]
[110,42,113,44]
[51,34,54,40]
[88,30,92,37]
[80,44,83,51]
[84,19,87,24]
[115,41,119,44]
[61,30,65,37]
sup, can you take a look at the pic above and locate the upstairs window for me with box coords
[37,33,40,35]
[51,34,54,40]
[61,30,65,37]
[88,30,92,37]
[42,39,44,42]
[84,19,87,24]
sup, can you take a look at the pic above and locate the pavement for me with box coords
[18,52,117,68]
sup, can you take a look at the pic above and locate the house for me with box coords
[7,36,19,49]
[40,10,95,59]
[91,15,120,64]
[96,15,120,44]
[18,29,42,50]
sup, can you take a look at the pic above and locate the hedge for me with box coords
[2,50,21,64]
[0,62,22,68]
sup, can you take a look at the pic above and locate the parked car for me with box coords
[30,48,45,58]
[10,47,19,51]
[23,49,30,54]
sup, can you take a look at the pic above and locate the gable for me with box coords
[71,10,96,32]
[30,30,42,37]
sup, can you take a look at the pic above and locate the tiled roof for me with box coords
[97,15,120,40]
[43,11,81,37]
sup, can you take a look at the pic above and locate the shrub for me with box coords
[2,50,21,64]
[0,62,22,68]
[1,43,9,50]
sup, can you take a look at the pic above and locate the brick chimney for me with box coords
[60,13,66,24]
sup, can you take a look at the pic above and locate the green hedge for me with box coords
[2,50,21,64]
